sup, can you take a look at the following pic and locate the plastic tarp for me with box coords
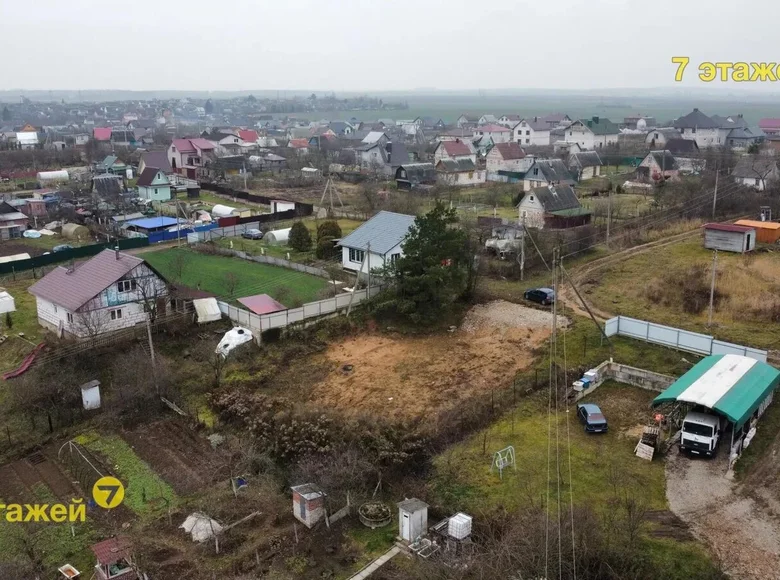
[193,298,221,324]
[0,291,15,314]
[216,326,253,357]
[38,229,55,236]
[211,204,236,218]
[180,512,223,543]
[22,230,41,238]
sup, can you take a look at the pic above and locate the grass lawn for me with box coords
[585,238,780,350]
[0,278,44,371]
[144,248,328,305]
[74,431,178,519]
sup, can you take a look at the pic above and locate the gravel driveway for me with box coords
[666,447,780,579]
[461,300,568,333]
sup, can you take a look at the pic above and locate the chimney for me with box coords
[592,116,599,124]
[693,108,699,112]
[115,245,120,260]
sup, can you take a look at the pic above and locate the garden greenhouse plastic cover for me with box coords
[193,298,221,324]
[652,354,780,429]
[215,326,253,357]
[180,512,223,542]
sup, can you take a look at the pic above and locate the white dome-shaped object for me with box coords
[211,204,236,218]
[216,326,254,357]
[636,118,647,130]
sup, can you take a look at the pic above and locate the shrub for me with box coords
[644,263,725,315]
[315,236,338,259]
[288,221,312,252]
[316,219,342,242]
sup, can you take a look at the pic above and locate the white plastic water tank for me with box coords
[447,512,472,540]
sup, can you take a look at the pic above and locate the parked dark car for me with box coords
[241,228,263,240]
[524,287,555,306]
[577,403,608,433]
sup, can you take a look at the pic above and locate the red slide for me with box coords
[3,342,46,380]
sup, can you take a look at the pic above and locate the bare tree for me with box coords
[74,308,111,338]
[168,250,191,282]
[225,272,240,298]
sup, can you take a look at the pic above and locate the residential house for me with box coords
[637,150,679,182]
[435,158,486,186]
[168,138,216,177]
[362,131,389,146]
[433,139,477,164]
[93,174,124,196]
[758,118,780,136]
[136,167,172,202]
[457,114,479,128]
[395,163,436,190]
[414,117,446,131]
[473,124,511,144]
[513,117,551,147]
[202,129,243,154]
[498,114,522,127]
[110,129,136,148]
[356,141,390,174]
[435,127,473,142]
[645,128,681,148]
[522,159,575,191]
[517,184,591,229]
[16,131,39,149]
[564,117,619,150]
[93,127,112,142]
[540,113,572,129]
[288,138,310,155]
[725,127,762,150]
[673,108,722,148]
[765,135,780,155]
[97,155,127,175]
[138,150,173,175]
[238,129,260,144]
[338,210,416,273]
[568,151,603,180]
[28,249,169,339]
[486,142,527,180]
[478,115,498,126]
[665,138,699,156]
[731,156,780,191]
[0,201,28,239]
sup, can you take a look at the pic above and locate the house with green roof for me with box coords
[564,116,620,150]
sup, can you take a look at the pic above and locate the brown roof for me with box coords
[91,536,132,566]
[703,223,754,233]
[170,284,217,300]
[140,150,172,173]
[492,142,526,160]
[440,140,472,157]
[28,249,146,311]
[136,166,169,187]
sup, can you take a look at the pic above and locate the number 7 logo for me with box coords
[92,476,125,509]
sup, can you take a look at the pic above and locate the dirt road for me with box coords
[666,448,780,579]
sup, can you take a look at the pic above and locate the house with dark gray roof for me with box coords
[673,108,722,148]
[337,210,416,274]
[517,184,590,229]
[395,163,436,190]
[28,249,169,339]
[522,159,575,191]
[732,156,780,191]
[645,128,681,148]
[435,158,486,187]
[568,151,603,180]
[638,150,679,182]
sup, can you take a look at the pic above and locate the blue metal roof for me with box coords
[126,216,179,229]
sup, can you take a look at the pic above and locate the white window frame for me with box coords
[66,312,73,323]
[348,248,365,263]
[117,280,137,293]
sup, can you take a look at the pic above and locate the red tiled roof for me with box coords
[759,118,780,129]
[93,127,112,141]
[172,138,196,153]
[441,140,472,157]
[239,129,259,143]
[475,124,510,132]
[189,138,215,151]
[493,142,526,160]
[90,537,132,566]
[28,249,147,311]
[289,139,309,148]
[238,293,287,315]
[703,223,754,233]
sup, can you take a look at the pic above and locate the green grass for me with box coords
[74,432,178,518]
[733,394,780,480]
[143,248,328,305]
[0,278,44,370]
[341,520,397,580]
[642,537,725,578]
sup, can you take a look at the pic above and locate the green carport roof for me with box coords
[652,354,780,429]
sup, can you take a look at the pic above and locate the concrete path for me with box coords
[348,546,401,580]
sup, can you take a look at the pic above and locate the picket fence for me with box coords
[604,316,767,362]
[217,285,383,333]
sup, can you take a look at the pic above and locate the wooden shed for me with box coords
[703,223,755,253]
[291,483,326,528]
[734,220,780,244]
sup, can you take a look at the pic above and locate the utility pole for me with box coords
[708,250,718,327]
[146,317,158,393]
[519,216,526,281]
[712,165,719,219]
[366,242,371,293]
[606,186,612,245]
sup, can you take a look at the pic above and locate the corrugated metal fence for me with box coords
[218,285,383,333]
[188,221,263,243]
[604,316,767,362]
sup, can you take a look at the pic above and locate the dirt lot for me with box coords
[309,301,562,421]
[667,448,780,579]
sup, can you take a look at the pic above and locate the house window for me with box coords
[526,130,530,135]
[110,309,123,320]
[530,196,534,201]
[654,133,659,139]
[569,131,573,136]
[526,139,530,144]
[66,312,73,323]
[117,280,137,293]
[348,248,365,263]
[154,188,158,195]
[692,128,696,133]
[390,253,400,264]
[533,168,539,175]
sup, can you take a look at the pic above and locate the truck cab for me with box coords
[680,411,723,456]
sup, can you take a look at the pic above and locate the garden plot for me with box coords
[309,301,560,420]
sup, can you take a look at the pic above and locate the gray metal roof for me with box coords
[569,151,602,168]
[521,184,582,212]
[397,498,428,513]
[338,210,415,255]
[647,150,678,170]
[436,158,477,172]
[732,156,779,179]
[673,109,719,129]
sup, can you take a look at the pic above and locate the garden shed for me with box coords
[291,483,326,528]
[397,498,428,542]
[703,223,755,253]
[734,219,780,244]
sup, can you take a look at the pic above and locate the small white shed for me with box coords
[0,290,16,314]
[291,483,326,528]
[397,498,428,542]
[703,223,755,253]
[264,228,291,245]
[271,200,296,213]
[80,380,101,410]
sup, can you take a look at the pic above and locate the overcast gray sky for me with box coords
[2,0,779,92]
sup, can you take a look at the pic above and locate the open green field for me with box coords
[584,238,780,350]
[144,248,328,305]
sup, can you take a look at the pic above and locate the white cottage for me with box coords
[673,109,721,149]
[564,117,620,150]
[512,117,551,147]
[28,249,169,338]
[338,211,416,274]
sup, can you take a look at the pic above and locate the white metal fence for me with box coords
[188,221,262,242]
[604,316,767,362]
[218,285,383,333]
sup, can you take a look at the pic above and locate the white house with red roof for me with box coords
[28,249,169,339]
[486,143,530,180]
[433,139,477,164]
[473,124,512,144]
[168,138,216,176]
[758,118,780,136]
